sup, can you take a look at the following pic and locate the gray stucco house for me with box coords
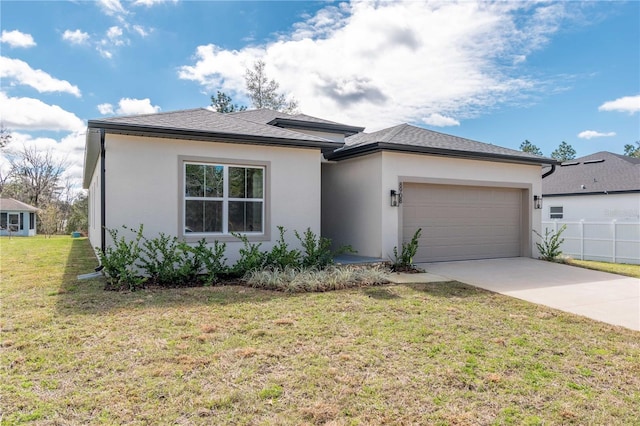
[83,108,557,263]
[0,197,38,237]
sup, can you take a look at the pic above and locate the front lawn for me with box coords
[566,258,640,278]
[1,236,639,425]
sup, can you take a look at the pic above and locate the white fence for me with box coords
[541,220,640,265]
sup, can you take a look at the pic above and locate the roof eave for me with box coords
[87,121,341,150]
[543,189,640,197]
[325,142,560,166]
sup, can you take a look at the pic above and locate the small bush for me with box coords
[294,228,354,269]
[391,228,422,271]
[534,225,566,261]
[191,239,228,285]
[138,232,190,286]
[231,233,266,275]
[264,226,301,270]
[98,225,146,291]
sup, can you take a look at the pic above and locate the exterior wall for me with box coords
[321,154,383,257]
[323,152,543,260]
[543,193,640,221]
[103,134,322,263]
[381,152,542,260]
[88,158,102,250]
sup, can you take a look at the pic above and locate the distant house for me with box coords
[542,152,640,221]
[83,108,557,263]
[0,197,38,236]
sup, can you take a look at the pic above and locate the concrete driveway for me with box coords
[419,257,640,331]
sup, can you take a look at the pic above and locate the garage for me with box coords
[402,183,524,262]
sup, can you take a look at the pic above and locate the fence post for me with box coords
[579,220,584,260]
[612,220,617,263]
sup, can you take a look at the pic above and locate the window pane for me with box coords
[185,164,204,197]
[228,201,263,232]
[0,213,6,228]
[185,200,222,233]
[229,167,263,198]
[204,165,224,198]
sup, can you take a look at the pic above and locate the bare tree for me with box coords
[4,145,67,208]
[245,60,299,113]
[0,125,11,149]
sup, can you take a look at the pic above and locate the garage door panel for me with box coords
[402,183,523,262]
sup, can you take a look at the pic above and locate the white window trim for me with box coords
[178,155,271,243]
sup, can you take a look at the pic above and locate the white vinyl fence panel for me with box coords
[541,220,640,265]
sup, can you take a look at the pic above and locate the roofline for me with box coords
[267,117,365,136]
[87,120,342,150]
[543,189,640,197]
[325,142,560,166]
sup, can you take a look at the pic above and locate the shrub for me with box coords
[391,228,422,271]
[137,232,190,286]
[294,228,354,269]
[98,225,146,291]
[533,225,566,261]
[191,239,228,285]
[264,226,301,270]
[231,233,266,275]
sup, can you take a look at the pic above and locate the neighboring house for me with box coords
[0,197,38,237]
[542,151,640,221]
[83,108,557,263]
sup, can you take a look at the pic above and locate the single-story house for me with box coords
[0,197,38,236]
[83,108,558,263]
[542,151,640,221]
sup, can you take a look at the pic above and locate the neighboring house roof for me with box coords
[326,123,557,165]
[543,151,640,196]
[0,197,38,212]
[230,109,365,136]
[84,108,343,188]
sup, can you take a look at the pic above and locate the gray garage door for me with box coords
[402,183,523,262]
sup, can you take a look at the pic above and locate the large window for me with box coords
[184,162,264,235]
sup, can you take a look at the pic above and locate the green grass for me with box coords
[2,236,639,425]
[567,259,640,278]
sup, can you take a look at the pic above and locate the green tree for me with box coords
[210,91,246,113]
[66,194,89,233]
[551,141,577,161]
[519,140,543,156]
[623,141,640,158]
[245,60,298,113]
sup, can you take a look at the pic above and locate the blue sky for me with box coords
[1,1,639,189]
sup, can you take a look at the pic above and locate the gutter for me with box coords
[542,164,556,179]
[99,128,106,266]
[326,142,558,166]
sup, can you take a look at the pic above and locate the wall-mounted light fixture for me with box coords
[390,189,399,207]
[533,195,542,209]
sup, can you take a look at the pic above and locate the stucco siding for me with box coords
[103,134,321,262]
[381,152,542,259]
[321,154,383,257]
[88,158,101,250]
[543,193,640,221]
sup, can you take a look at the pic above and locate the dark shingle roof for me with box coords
[543,151,640,195]
[327,123,556,165]
[88,108,335,144]
[0,197,38,212]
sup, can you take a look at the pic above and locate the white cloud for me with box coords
[0,92,85,132]
[133,0,178,6]
[97,103,115,115]
[577,130,616,140]
[178,1,580,130]
[62,29,90,45]
[115,98,161,115]
[422,113,460,127]
[0,30,36,48]
[0,57,81,97]
[132,25,151,37]
[106,26,125,45]
[598,95,640,114]
[98,0,128,17]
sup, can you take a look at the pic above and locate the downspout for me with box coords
[542,164,556,179]
[100,128,106,255]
